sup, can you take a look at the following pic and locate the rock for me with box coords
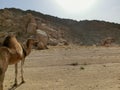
[48,38,58,46]
[59,38,69,46]
[1,9,13,19]
[2,19,14,27]
[26,13,37,34]
[0,32,8,44]
[101,37,115,47]
[27,23,37,34]
[37,41,48,50]
[35,29,49,49]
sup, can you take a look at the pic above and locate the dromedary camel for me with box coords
[19,38,35,84]
[0,34,35,90]
[0,34,23,90]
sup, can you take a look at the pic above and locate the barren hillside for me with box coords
[0,8,120,45]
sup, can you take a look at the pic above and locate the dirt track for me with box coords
[4,46,120,90]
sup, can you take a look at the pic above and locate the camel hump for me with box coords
[2,35,13,47]
[3,34,17,48]
[3,34,23,58]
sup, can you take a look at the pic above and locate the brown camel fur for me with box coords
[0,35,23,90]
[20,38,35,84]
[0,35,35,90]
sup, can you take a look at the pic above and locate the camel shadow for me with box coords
[8,82,25,90]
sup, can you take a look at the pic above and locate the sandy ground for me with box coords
[4,46,120,90]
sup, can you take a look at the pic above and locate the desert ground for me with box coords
[4,45,120,90]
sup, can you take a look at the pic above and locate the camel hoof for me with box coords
[13,83,18,87]
[21,80,25,84]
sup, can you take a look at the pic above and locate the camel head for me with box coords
[26,38,38,48]
[22,38,38,57]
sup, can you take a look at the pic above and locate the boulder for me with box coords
[35,29,49,49]
[58,38,69,46]
[48,38,58,46]
[37,41,48,50]
[27,23,37,34]
[101,37,115,47]
[26,13,37,34]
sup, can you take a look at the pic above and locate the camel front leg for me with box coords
[0,83,3,90]
[21,59,25,84]
[0,72,5,90]
[14,64,18,86]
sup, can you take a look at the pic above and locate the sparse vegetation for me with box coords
[103,65,106,67]
[69,62,79,66]
[80,66,85,70]
[3,44,120,90]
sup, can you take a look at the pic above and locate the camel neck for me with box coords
[26,44,32,56]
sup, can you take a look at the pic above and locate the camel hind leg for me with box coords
[0,68,5,90]
[21,59,25,84]
[0,76,4,90]
[13,64,18,86]
[13,60,25,86]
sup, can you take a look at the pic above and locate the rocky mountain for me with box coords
[0,8,120,46]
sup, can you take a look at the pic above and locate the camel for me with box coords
[0,34,35,90]
[0,34,23,90]
[19,38,35,84]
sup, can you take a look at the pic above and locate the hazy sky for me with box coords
[0,0,120,24]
